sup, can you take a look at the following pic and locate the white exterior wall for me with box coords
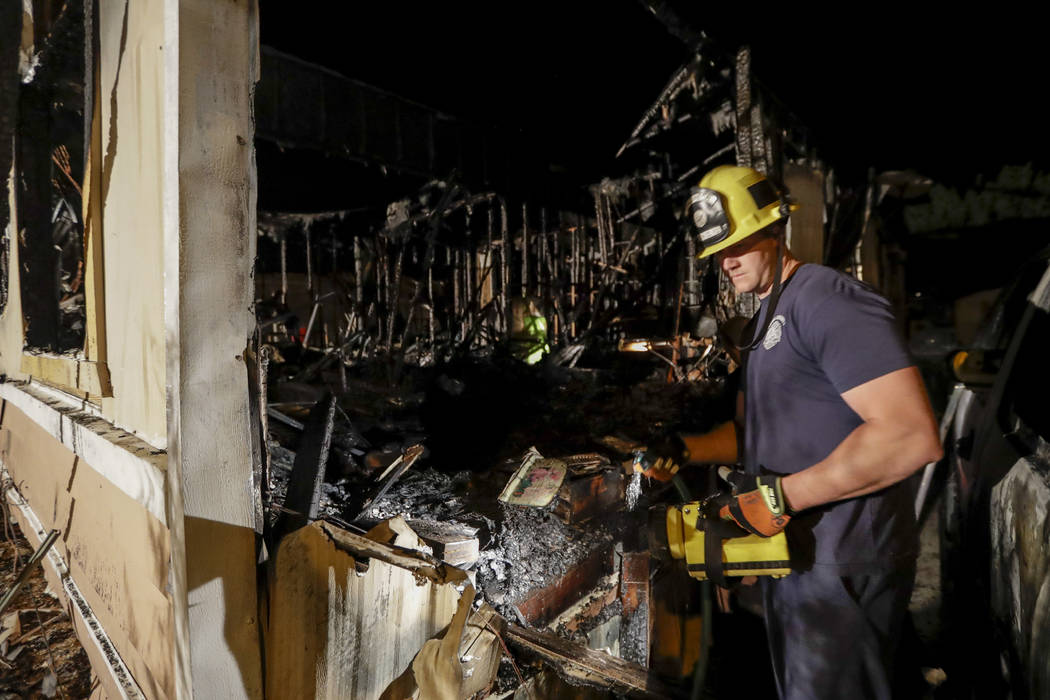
[1,1,264,697]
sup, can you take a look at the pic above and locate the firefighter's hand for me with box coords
[718,475,793,537]
[640,433,689,482]
[639,456,680,483]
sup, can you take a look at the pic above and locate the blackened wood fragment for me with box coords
[505,622,682,698]
[276,392,337,536]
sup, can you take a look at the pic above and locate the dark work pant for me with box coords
[761,562,916,700]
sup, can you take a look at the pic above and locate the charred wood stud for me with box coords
[279,234,288,305]
[275,392,338,537]
[305,227,314,299]
[486,201,495,339]
[453,247,462,343]
[734,46,753,169]
[385,243,405,349]
[258,344,274,495]
[500,198,510,333]
[521,201,529,298]
[353,235,363,315]
[302,302,321,349]
[428,265,435,352]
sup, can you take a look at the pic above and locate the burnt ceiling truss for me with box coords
[255,47,499,191]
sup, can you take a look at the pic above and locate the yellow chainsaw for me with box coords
[665,498,791,582]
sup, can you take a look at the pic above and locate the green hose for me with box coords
[670,474,713,699]
[671,473,692,503]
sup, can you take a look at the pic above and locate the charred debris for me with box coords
[250,34,868,697]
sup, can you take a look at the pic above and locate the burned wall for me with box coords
[2,0,264,697]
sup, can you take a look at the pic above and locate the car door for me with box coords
[955,262,1050,699]
[986,263,1050,699]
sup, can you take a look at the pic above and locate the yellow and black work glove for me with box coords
[639,433,689,482]
[718,473,793,537]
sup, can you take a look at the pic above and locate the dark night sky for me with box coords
[258,3,1046,187]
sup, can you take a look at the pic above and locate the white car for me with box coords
[937,254,1050,698]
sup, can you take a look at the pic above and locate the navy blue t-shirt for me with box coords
[742,264,918,573]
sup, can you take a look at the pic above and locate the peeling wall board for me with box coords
[265,521,462,700]
[0,382,167,523]
[4,484,145,700]
[0,95,26,381]
[459,604,502,698]
[0,400,174,699]
[0,2,17,311]
[95,0,168,445]
[0,406,75,541]
[175,1,263,697]
[990,459,1050,698]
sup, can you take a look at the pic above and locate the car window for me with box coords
[1005,305,1050,447]
[974,258,1050,350]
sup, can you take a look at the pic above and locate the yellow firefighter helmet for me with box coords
[686,165,798,259]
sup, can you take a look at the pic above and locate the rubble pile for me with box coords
[476,503,615,617]
[263,354,733,622]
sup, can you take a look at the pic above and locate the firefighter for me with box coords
[650,165,942,699]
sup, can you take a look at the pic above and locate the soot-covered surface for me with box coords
[267,355,734,621]
[476,503,615,617]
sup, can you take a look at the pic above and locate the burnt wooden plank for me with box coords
[505,623,683,699]
[276,392,336,535]
[619,551,651,666]
[513,545,614,627]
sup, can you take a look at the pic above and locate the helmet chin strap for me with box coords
[737,237,784,353]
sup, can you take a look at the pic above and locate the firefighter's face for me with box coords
[716,231,781,298]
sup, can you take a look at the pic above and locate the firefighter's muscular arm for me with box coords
[780,366,942,511]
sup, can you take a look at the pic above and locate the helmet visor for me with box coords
[686,187,730,250]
